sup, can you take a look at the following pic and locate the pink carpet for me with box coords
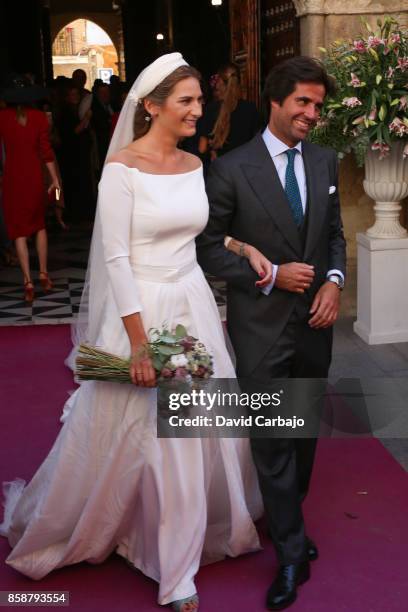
[1,325,407,611]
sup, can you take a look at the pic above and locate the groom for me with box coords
[197,56,346,610]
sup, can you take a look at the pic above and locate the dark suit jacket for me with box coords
[196,133,346,377]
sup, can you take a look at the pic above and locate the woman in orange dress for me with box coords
[0,78,60,302]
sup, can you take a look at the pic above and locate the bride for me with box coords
[1,53,270,611]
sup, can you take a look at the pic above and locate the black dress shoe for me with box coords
[266,560,310,610]
[306,536,319,561]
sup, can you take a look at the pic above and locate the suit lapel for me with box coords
[302,141,329,260]
[241,135,303,258]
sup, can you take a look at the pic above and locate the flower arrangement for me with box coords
[75,324,214,386]
[311,17,408,166]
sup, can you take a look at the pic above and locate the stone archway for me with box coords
[52,19,121,87]
[50,10,124,80]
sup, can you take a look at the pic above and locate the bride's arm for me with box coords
[224,236,276,289]
[98,163,155,387]
[122,314,156,387]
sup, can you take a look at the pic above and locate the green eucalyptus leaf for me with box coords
[158,345,184,356]
[159,335,179,344]
[175,324,187,339]
[152,355,164,371]
[376,74,382,85]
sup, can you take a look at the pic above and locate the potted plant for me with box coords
[311,17,408,238]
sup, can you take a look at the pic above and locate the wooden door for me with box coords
[229,0,260,105]
[261,0,300,78]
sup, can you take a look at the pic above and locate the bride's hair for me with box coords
[133,65,201,140]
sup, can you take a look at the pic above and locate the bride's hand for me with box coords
[245,244,273,288]
[130,343,156,388]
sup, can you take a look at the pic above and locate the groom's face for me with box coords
[269,81,325,148]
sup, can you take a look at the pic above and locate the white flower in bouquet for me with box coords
[170,354,189,367]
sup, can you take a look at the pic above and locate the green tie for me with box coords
[284,149,304,227]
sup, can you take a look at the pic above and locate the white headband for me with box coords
[105,52,190,161]
[128,52,189,106]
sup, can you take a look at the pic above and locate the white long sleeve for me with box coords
[98,163,143,316]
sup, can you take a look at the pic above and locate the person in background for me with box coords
[198,62,261,161]
[110,82,129,137]
[72,68,91,100]
[0,75,60,302]
[91,82,113,175]
[109,74,122,113]
[55,85,94,223]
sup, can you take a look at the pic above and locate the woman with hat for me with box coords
[0,55,269,611]
[0,76,61,301]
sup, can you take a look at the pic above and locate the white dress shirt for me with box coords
[260,127,344,294]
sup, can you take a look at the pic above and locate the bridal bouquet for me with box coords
[75,324,214,386]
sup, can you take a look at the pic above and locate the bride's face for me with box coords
[154,77,204,138]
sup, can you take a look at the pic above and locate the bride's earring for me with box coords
[145,114,151,122]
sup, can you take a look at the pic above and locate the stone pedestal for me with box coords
[353,233,408,344]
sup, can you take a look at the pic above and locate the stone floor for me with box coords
[1,225,407,470]
[0,223,228,325]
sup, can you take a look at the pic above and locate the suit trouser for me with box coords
[246,310,332,565]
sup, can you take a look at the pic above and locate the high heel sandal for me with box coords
[171,594,199,612]
[39,272,53,292]
[24,280,34,303]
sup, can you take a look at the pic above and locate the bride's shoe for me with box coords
[171,594,199,612]
[39,272,53,292]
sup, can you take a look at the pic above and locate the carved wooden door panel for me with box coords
[261,0,300,77]
[229,0,260,105]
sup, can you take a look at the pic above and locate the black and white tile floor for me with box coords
[0,225,227,325]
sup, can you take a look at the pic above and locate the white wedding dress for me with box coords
[1,163,262,605]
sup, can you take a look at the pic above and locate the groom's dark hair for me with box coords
[262,56,336,118]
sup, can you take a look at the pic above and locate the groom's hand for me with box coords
[275,262,315,293]
[308,281,340,328]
